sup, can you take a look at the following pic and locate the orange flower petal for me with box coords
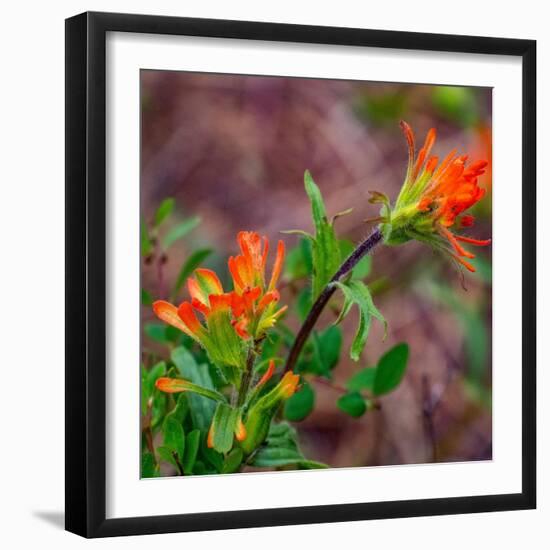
[235,417,247,442]
[195,268,223,295]
[155,377,190,393]
[231,318,250,339]
[257,359,276,387]
[208,293,233,313]
[187,277,207,305]
[228,256,246,291]
[177,302,202,335]
[153,300,195,338]
[268,240,285,291]
[454,235,492,246]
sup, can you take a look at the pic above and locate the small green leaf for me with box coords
[165,393,189,425]
[334,280,387,361]
[142,361,166,414]
[141,288,153,306]
[373,343,409,396]
[144,323,169,344]
[171,248,213,299]
[297,460,329,469]
[162,216,201,250]
[201,436,224,471]
[284,239,312,280]
[252,446,305,467]
[154,198,176,226]
[171,347,216,432]
[157,445,178,468]
[141,452,158,478]
[316,325,342,371]
[304,171,341,300]
[183,429,201,474]
[192,460,208,475]
[296,287,312,321]
[210,403,240,454]
[251,422,329,469]
[163,416,185,458]
[337,392,367,417]
[222,448,244,474]
[352,255,372,280]
[283,383,315,422]
[346,367,377,392]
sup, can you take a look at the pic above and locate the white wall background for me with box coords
[0,1,546,548]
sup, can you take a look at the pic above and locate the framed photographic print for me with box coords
[65,11,536,538]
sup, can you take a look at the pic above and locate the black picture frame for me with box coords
[65,11,536,538]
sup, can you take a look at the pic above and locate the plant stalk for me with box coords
[237,344,258,406]
[283,227,383,374]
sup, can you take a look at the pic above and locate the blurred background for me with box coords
[141,70,492,469]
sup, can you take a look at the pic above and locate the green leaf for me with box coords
[284,239,312,280]
[165,393,189,425]
[141,219,153,257]
[141,288,153,306]
[201,436,224,471]
[252,446,305,467]
[346,367,377,392]
[373,343,409,396]
[141,452,158,478]
[283,383,315,422]
[352,255,372,280]
[316,325,342,371]
[171,248,213,299]
[157,445,178,468]
[162,216,201,250]
[222,448,244,474]
[304,171,341,299]
[192,460,208,475]
[334,280,387,361]
[183,429,201,474]
[296,287,312,321]
[163,416,185,458]
[210,403,240,454]
[337,392,367,417]
[339,239,355,262]
[171,347,216,431]
[141,361,166,414]
[154,198,175,227]
[251,422,328,469]
[144,322,170,344]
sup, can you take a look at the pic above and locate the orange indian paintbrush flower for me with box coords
[228,231,287,340]
[153,268,245,380]
[152,232,287,381]
[376,121,491,273]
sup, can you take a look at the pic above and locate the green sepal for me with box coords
[209,403,240,454]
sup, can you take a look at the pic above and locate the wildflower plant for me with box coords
[141,120,491,477]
